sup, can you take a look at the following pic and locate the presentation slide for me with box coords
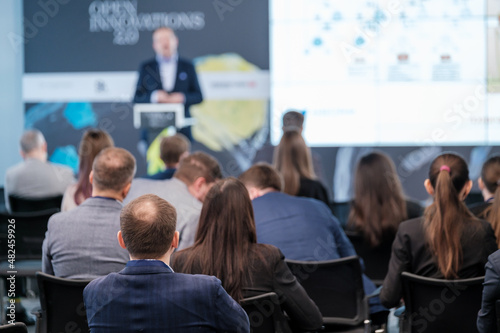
[270,0,499,146]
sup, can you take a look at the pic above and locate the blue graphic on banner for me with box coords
[25,103,64,129]
[50,145,79,174]
[63,102,97,130]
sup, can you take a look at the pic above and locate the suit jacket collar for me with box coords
[121,259,174,275]
[80,196,123,209]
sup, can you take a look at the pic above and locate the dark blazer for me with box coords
[478,249,500,333]
[380,217,498,308]
[133,57,203,118]
[172,244,324,332]
[84,260,250,333]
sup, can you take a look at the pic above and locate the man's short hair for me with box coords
[282,110,304,131]
[174,152,222,185]
[120,194,176,259]
[239,163,283,192]
[153,26,176,37]
[92,147,136,192]
[160,134,190,167]
[20,130,45,153]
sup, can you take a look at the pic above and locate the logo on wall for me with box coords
[88,0,205,45]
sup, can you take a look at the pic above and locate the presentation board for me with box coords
[270,0,500,146]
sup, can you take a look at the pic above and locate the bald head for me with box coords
[92,147,136,192]
[120,194,177,259]
[19,130,47,160]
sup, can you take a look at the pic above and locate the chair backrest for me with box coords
[346,231,392,284]
[0,209,59,260]
[0,323,28,332]
[285,256,368,327]
[401,272,484,333]
[9,195,63,213]
[241,292,292,333]
[36,272,92,333]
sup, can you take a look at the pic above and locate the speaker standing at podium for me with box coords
[133,27,203,141]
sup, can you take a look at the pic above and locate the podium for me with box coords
[133,103,191,143]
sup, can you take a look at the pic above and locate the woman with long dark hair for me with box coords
[273,130,328,204]
[172,177,323,331]
[61,129,114,211]
[471,155,500,247]
[380,152,497,308]
[348,152,421,248]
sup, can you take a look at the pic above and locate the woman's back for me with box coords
[173,243,323,331]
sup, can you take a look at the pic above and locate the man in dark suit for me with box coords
[133,27,203,141]
[239,163,385,314]
[42,147,136,279]
[83,194,250,333]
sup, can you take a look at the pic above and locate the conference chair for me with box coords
[345,232,392,286]
[400,272,484,333]
[0,323,28,333]
[286,256,370,333]
[241,292,292,333]
[0,209,59,324]
[9,195,63,213]
[35,272,92,333]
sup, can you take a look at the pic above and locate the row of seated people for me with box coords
[5,127,500,331]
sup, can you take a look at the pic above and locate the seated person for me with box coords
[84,194,249,333]
[125,152,222,250]
[4,129,74,212]
[477,249,500,333]
[470,155,500,246]
[144,133,190,180]
[172,178,323,332]
[273,130,328,205]
[42,147,136,279]
[239,163,384,315]
[381,153,497,312]
[61,129,114,211]
[346,152,422,262]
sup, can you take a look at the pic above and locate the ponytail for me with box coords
[424,154,474,279]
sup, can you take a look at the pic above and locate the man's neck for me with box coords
[92,190,123,202]
[130,253,171,266]
[24,150,46,162]
[482,188,494,202]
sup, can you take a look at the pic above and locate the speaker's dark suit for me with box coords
[83,260,249,333]
[133,57,203,140]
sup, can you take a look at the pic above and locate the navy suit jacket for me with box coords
[133,57,203,118]
[84,260,250,333]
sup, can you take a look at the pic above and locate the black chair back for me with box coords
[401,272,484,333]
[0,323,28,332]
[0,209,59,260]
[346,232,392,285]
[241,292,292,333]
[36,272,91,333]
[9,195,63,213]
[286,256,368,327]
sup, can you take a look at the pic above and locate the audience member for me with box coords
[144,133,190,180]
[239,163,384,314]
[172,178,323,332]
[4,129,74,212]
[273,130,329,205]
[347,152,422,247]
[470,155,500,246]
[61,129,114,211]
[380,153,497,310]
[84,194,249,333]
[125,151,222,250]
[42,148,136,279]
[478,249,500,332]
